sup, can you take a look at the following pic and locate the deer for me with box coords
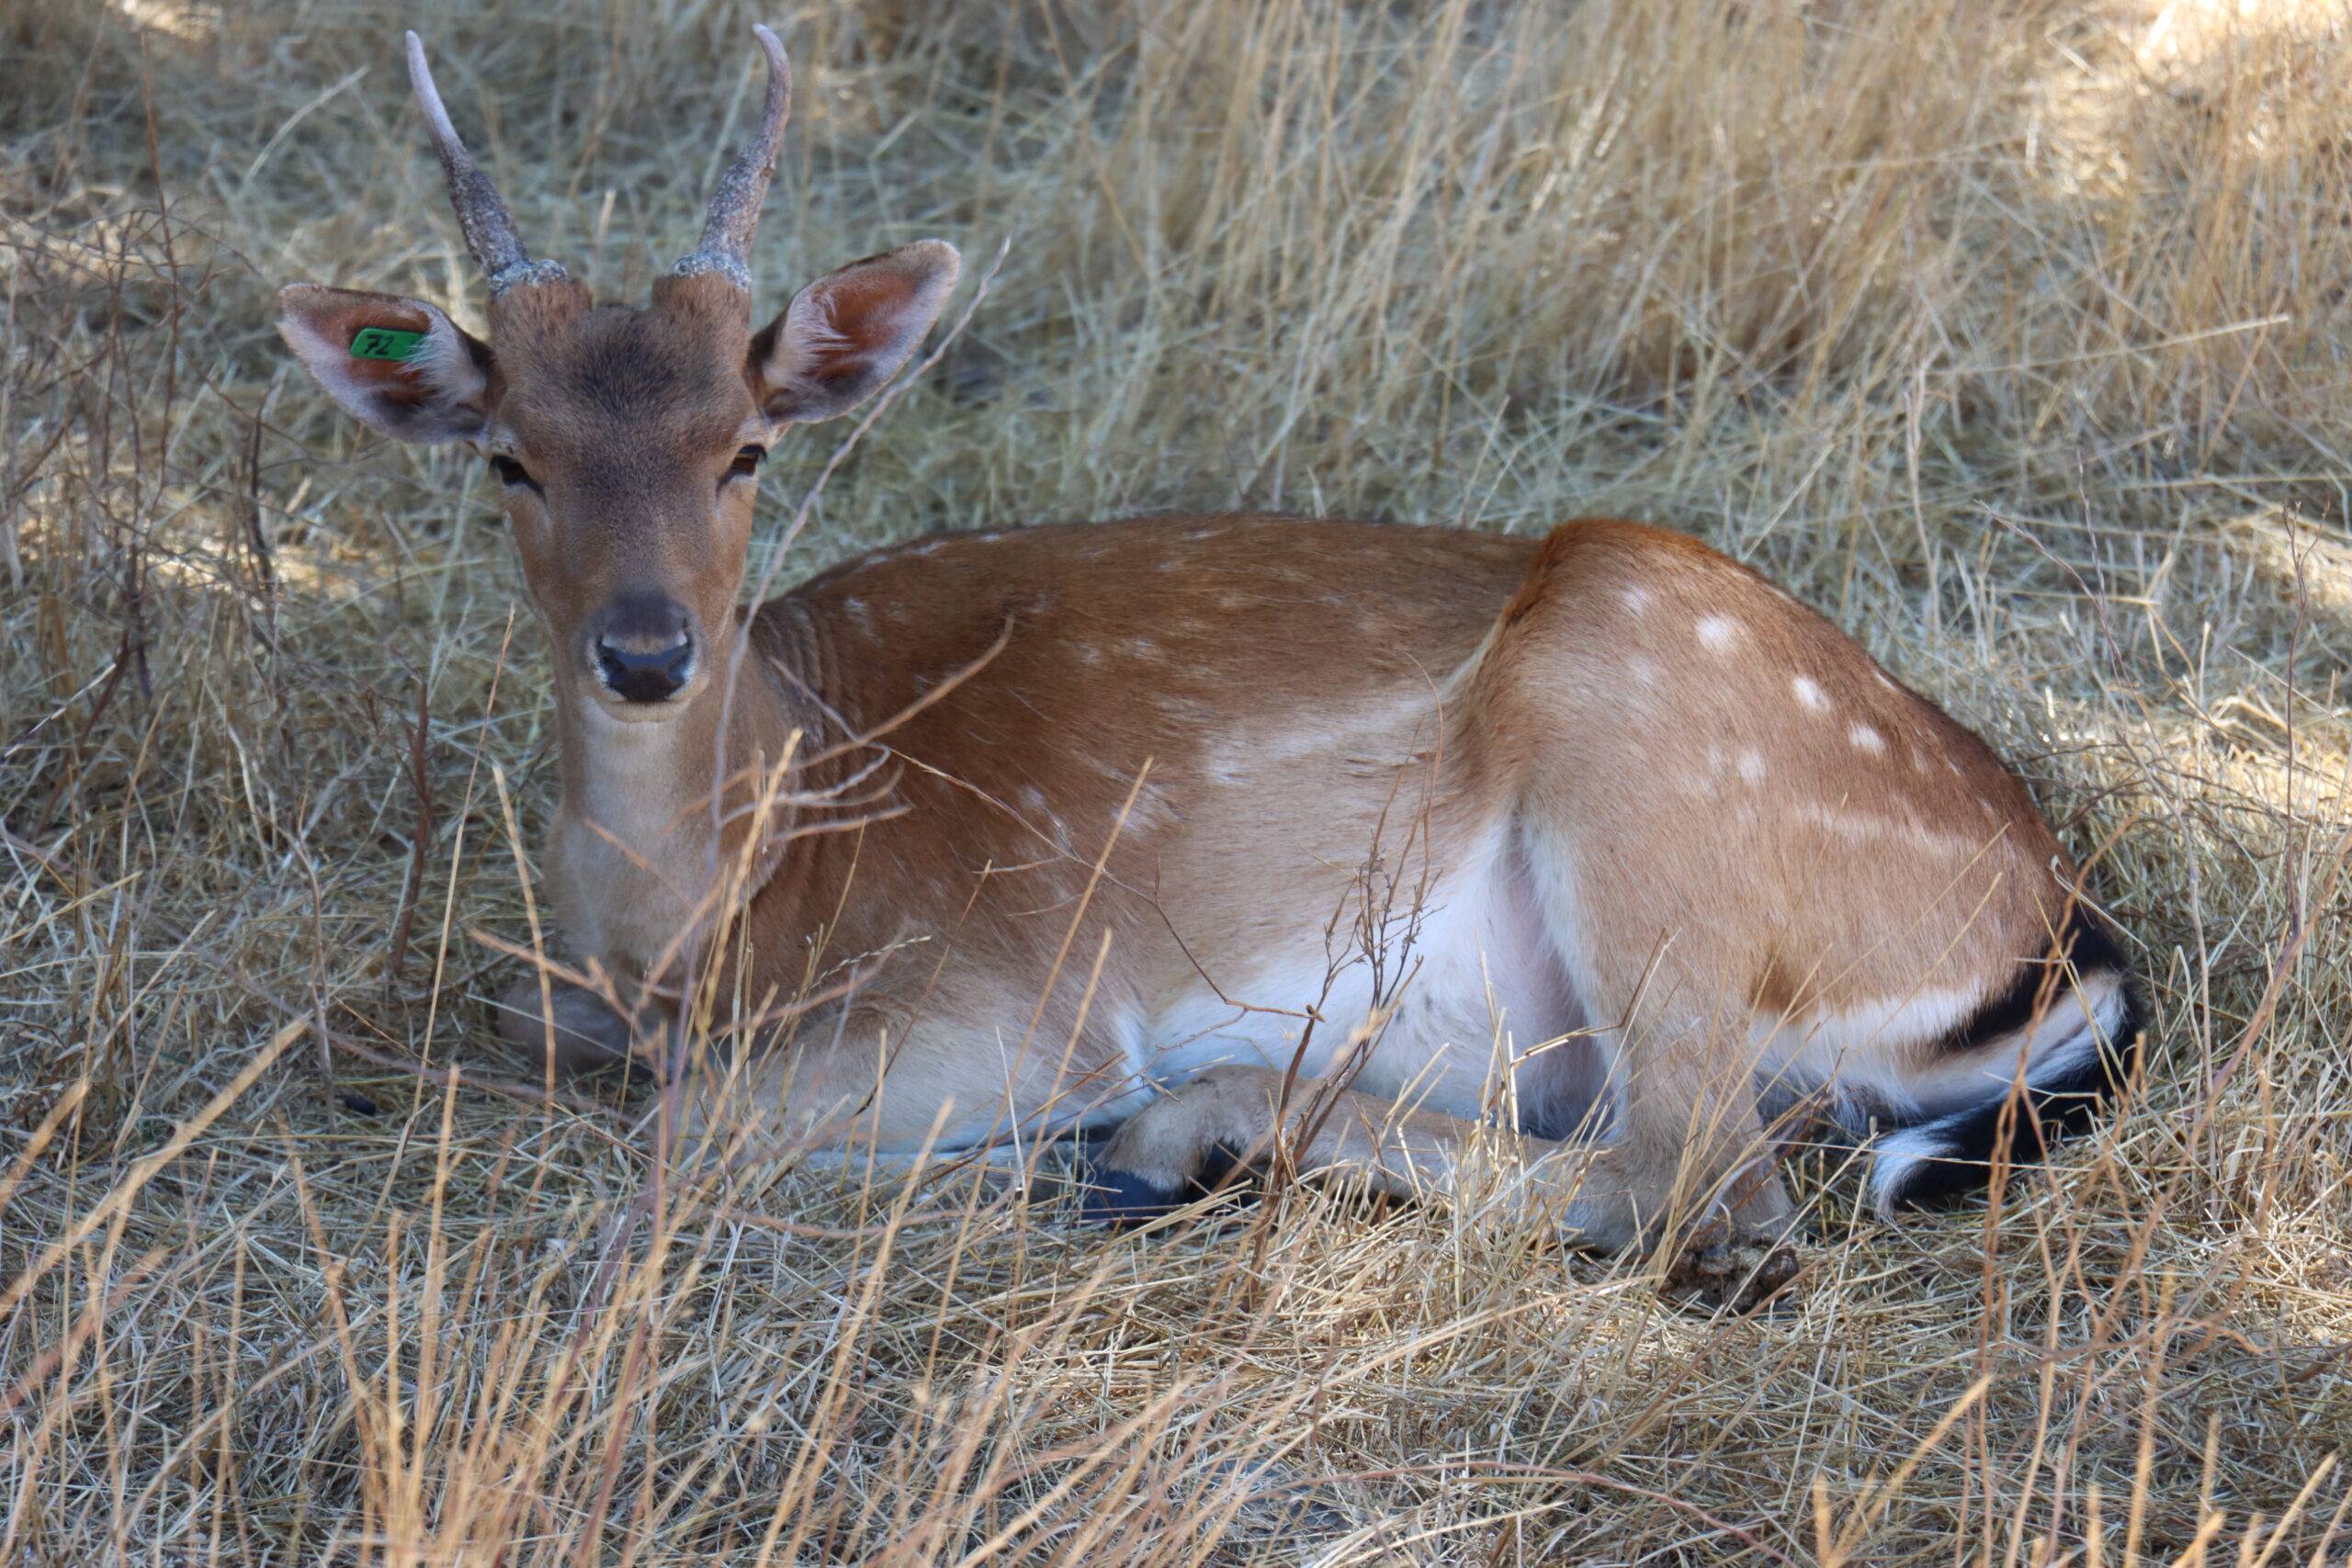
[277,27,2142,1310]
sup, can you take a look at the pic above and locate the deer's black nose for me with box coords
[592,598,695,704]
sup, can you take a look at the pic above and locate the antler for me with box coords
[405,31,570,295]
[674,25,793,291]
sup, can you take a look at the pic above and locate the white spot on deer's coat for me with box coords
[1795,801,1978,858]
[1688,746,1724,794]
[1621,586,1651,615]
[1738,750,1766,784]
[1792,675,1831,713]
[1695,615,1740,652]
[1849,724,1886,755]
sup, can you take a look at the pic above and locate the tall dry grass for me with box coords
[4,0,2350,1561]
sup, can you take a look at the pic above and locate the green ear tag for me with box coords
[349,326,427,362]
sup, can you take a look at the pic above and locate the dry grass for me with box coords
[5,0,2351,1560]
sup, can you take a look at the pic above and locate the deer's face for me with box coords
[477,281,763,714]
[276,28,957,718]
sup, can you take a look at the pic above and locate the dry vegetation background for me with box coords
[5,0,2352,1561]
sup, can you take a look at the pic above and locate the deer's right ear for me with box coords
[277,284,492,445]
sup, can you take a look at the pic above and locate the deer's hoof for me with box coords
[1659,1226,1804,1314]
[1082,1168,1192,1229]
[492,979,642,1078]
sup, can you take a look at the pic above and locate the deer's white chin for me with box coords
[580,681,703,726]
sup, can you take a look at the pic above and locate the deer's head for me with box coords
[279,29,958,716]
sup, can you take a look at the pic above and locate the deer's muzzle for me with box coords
[590,595,697,705]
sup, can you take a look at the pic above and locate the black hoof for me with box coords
[1083,1169,1191,1228]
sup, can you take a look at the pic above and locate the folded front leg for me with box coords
[493,975,659,1077]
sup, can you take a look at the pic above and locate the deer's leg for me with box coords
[1091,1051,1800,1312]
[1498,808,1804,1306]
[1088,1064,1631,1235]
[665,993,1136,1176]
[1583,1000,1802,1310]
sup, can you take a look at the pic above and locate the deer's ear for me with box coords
[277,284,492,445]
[751,240,959,426]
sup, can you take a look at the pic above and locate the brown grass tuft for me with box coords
[5,0,2350,1561]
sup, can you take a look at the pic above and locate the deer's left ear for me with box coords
[277,284,493,445]
[751,240,959,427]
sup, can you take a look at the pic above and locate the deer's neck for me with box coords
[550,608,827,970]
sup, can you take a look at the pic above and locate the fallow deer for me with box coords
[279,28,2141,1308]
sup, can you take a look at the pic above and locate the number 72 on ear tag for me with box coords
[350,326,426,362]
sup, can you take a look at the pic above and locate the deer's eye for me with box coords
[490,454,541,494]
[725,445,765,485]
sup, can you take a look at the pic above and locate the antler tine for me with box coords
[674,25,793,291]
[404,31,569,295]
